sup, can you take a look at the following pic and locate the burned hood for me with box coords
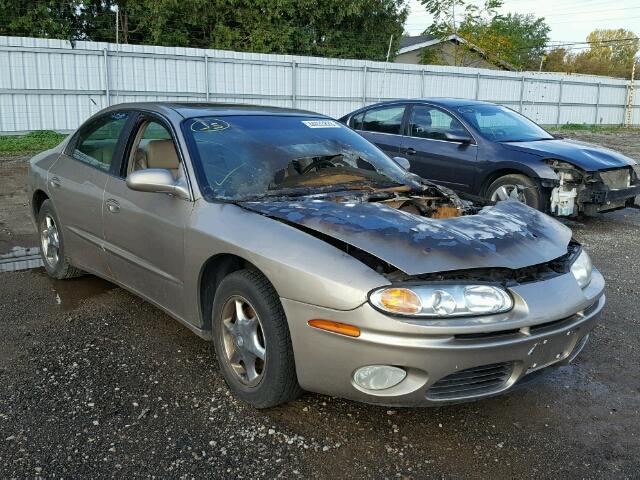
[501,138,637,171]
[239,199,572,276]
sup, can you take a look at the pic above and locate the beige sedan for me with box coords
[28,103,605,408]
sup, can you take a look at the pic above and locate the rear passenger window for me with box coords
[350,112,364,130]
[73,112,129,171]
[361,106,405,135]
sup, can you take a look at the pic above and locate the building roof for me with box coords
[398,34,516,71]
[399,35,437,50]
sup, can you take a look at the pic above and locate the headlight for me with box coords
[570,249,593,289]
[369,285,513,317]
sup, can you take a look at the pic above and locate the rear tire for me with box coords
[486,174,542,211]
[211,269,302,408]
[37,200,83,280]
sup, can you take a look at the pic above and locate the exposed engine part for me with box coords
[550,172,578,216]
[544,159,640,216]
[377,195,462,219]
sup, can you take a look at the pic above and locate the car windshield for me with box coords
[455,105,554,142]
[183,115,410,200]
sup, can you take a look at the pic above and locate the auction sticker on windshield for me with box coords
[302,120,341,128]
[190,118,230,133]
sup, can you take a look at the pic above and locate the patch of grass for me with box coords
[0,131,67,156]
[548,124,640,134]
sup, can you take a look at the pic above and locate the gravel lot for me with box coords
[1,132,640,478]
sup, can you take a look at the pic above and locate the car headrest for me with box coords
[145,139,179,170]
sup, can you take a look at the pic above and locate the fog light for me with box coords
[353,365,406,391]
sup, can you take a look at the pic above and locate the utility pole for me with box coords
[452,0,457,66]
[624,60,637,127]
[378,35,394,102]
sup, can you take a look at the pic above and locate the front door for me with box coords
[102,117,193,319]
[48,111,131,275]
[401,105,478,192]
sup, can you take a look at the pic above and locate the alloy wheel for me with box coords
[490,184,528,204]
[40,214,60,268]
[220,295,267,386]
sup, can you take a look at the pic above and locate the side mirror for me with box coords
[444,131,473,144]
[392,156,411,171]
[126,168,190,200]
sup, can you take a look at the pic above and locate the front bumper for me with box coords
[282,269,605,406]
[580,184,640,214]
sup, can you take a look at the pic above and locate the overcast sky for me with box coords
[404,0,640,46]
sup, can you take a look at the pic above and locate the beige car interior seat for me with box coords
[133,139,180,178]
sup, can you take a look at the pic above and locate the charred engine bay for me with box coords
[241,183,575,285]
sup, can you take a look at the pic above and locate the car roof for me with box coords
[103,102,324,119]
[362,98,495,109]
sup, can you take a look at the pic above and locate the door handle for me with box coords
[404,147,417,155]
[105,199,120,213]
[49,176,61,188]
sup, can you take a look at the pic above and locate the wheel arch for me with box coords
[479,164,544,196]
[32,189,50,219]
[198,253,264,333]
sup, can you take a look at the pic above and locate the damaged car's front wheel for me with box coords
[211,269,302,408]
[486,174,542,210]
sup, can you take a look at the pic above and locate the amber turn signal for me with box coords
[373,287,422,314]
[308,319,361,337]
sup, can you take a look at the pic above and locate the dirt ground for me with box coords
[1,132,640,478]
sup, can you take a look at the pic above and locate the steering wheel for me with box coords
[300,159,338,174]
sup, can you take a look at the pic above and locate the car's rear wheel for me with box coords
[37,200,83,279]
[486,174,542,211]
[211,269,301,408]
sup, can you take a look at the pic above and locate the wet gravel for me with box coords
[1,134,640,478]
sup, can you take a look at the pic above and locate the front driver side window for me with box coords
[128,120,181,179]
[408,106,467,141]
[73,112,129,171]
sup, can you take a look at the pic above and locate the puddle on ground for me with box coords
[32,268,118,311]
[1,245,117,310]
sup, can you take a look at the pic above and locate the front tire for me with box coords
[37,200,83,279]
[211,269,301,408]
[486,174,542,211]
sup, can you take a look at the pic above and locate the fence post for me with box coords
[556,79,563,127]
[594,82,601,125]
[475,72,480,99]
[103,49,110,106]
[362,65,367,106]
[204,54,209,101]
[291,60,297,108]
[421,69,425,98]
[519,76,525,112]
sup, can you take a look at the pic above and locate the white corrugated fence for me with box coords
[1,35,638,133]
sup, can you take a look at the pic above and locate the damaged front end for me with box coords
[240,180,572,281]
[545,160,640,216]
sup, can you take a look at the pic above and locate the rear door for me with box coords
[350,104,406,157]
[48,111,131,275]
[401,104,478,192]
[102,114,193,319]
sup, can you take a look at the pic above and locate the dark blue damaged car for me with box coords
[339,99,640,216]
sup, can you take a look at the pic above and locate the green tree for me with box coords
[418,0,503,66]
[466,13,549,70]
[0,0,408,61]
[543,29,639,79]
[418,0,549,70]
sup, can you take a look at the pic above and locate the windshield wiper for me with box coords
[499,137,554,143]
